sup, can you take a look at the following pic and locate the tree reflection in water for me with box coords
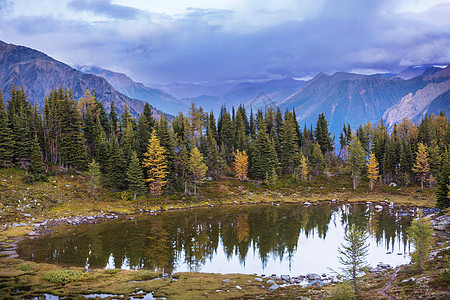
[17,203,412,274]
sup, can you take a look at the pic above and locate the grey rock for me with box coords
[280,275,291,281]
[268,284,280,292]
[375,205,383,210]
[432,215,450,231]
[309,280,324,287]
[254,278,263,282]
[222,279,230,283]
[266,279,275,284]
[306,273,321,281]
[236,285,242,290]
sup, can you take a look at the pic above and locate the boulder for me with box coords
[306,273,321,281]
[280,275,291,281]
[432,215,450,231]
[375,205,383,210]
[254,277,263,282]
[268,284,280,292]
[266,279,275,284]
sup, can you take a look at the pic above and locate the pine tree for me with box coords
[126,151,146,200]
[0,91,13,167]
[407,211,433,273]
[413,142,430,190]
[87,159,101,197]
[143,131,168,196]
[367,152,379,191]
[188,147,208,195]
[234,150,249,181]
[436,149,450,209]
[337,224,369,294]
[347,134,366,190]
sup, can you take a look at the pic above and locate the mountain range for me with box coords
[0,41,163,118]
[0,40,449,136]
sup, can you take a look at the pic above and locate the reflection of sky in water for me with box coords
[18,204,413,275]
[176,213,411,275]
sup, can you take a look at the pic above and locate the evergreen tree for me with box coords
[367,152,379,191]
[413,142,430,190]
[0,91,13,167]
[265,167,278,186]
[155,114,177,190]
[136,103,154,159]
[280,109,301,174]
[143,131,168,196]
[436,149,450,209]
[87,159,101,197]
[126,151,146,200]
[234,150,249,181]
[30,134,45,174]
[399,137,414,186]
[347,134,366,190]
[188,147,208,195]
[109,99,120,140]
[337,224,369,294]
[314,113,333,153]
[251,116,279,179]
[407,211,433,273]
[107,135,126,190]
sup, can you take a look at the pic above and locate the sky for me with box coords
[0,0,450,85]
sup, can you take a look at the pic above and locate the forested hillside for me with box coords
[0,86,449,209]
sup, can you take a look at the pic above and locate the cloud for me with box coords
[67,0,141,20]
[0,0,449,84]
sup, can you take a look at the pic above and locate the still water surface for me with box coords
[18,203,413,275]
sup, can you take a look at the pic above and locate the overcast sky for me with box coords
[1,0,449,84]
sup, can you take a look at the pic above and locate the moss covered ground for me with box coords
[0,168,447,299]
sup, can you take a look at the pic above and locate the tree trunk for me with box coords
[420,178,424,190]
[194,182,197,195]
[133,191,137,201]
[353,176,357,190]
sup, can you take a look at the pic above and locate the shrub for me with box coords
[133,270,161,281]
[43,269,86,285]
[18,264,35,272]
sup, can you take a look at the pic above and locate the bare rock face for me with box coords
[0,40,166,118]
[383,80,450,128]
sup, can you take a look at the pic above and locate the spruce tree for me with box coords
[337,224,369,294]
[280,109,301,174]
[0,91,13,167]
[87,159,101,197]
[436,149,450,209]
[314,113,333,153]
[251,116,279,179]
[30,135,45,174]
[107,135,126,190]
[126,151,146,200]
[299,155,310,182]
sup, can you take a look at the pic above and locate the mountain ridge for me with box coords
[0,40,165,118]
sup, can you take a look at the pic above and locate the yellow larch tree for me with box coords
[367,152,379,191]
[234,150,249,181]
[142,131,168,196]
[413,142,430,190]
[300,155,310,182]
[188,147,208,195]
